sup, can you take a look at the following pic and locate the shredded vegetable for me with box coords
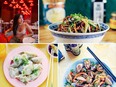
[58,13,103,33]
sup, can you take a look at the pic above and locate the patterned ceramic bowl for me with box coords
[48,23,109,43]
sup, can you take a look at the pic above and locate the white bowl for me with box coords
[48,23,109,43]
[47,44,58,58]
[23,37,35,43]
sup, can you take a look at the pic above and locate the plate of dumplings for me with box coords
[3,46,49,87]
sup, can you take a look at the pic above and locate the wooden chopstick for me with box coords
[46,54,52,87]
[46,46,54,87]
[87,47,116,82]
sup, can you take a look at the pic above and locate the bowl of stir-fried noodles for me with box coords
[48,14,109,43]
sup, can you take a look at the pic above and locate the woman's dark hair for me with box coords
[13,14,22,36]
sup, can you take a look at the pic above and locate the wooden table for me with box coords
[102,29,116,42]
[58,44,116,87]
[40,25,54,43]
[40,25,116,43]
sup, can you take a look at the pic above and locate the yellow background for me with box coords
[0,44,58,87]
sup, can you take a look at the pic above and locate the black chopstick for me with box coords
[87,47,116,82]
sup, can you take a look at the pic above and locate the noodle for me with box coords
[57,13,103,33]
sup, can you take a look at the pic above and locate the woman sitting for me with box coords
[10,14,33,43]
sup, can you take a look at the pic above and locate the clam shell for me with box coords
[105,77,112,85]
[76,63,83,73]
[76,76,86,81]
[84,60,90,69]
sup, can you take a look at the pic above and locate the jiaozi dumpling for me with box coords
[26,52,37,59]
[30,73,40,81]
[18,65,24,73]
[9,67,19,78]
[18,61,33,74]
[33,64,42,70]
[21,53,28,59]
[11,55,22,68]
[16,75,31,84]
[31,57,42,63]
[22,62,33,75]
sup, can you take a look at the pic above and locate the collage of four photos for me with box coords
[0,0,116,87]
